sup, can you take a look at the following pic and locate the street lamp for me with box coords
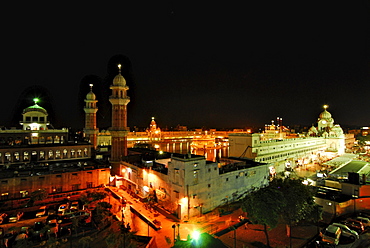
[172,224,176,243]
[177,223,180,241]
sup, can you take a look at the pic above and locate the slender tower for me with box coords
[83,84,98,149]
[109,64,130,169]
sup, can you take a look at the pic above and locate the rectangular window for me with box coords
[32,117,38,122]
[56,175,62,178]
[208,184,211,188]
[193,170,199,184]
[87,182,93,188]
[1,193,9,200]
[174,191,179,199]
[226,178,229,182]
[1,180,8,184]
[20,190,28,198]
[72,184,80,191]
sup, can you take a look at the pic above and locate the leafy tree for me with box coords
[26,188,48,207]
[242,177,322,247]
[269,177,321,236]
[78,235,94,248]
[106,221,136,248]
[97,201,112,210]
[80,189,108,208]
[242,186,285,247]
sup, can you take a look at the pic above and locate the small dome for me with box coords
[309,125,318,132]
[113,73,126,86]
[86,91,96,100]
[319,110,332,119]
[23,104,47,115]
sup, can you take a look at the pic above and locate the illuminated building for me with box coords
[0,99,110,212]
[229,106,354,173]
[118,151,270,220]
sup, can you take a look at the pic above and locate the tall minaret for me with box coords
[109,64,130,167]
[84,84,98,149]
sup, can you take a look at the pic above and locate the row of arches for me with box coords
[0,147,89,164]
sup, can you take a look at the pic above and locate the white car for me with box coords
[57,204,68,215]
[36,206,47,217]
[331,223,359,240]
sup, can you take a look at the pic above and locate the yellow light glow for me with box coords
[179,197,188,205]
[323,105,328,109]
[122,168,126,173]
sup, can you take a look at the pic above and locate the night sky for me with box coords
[1,2,369,130]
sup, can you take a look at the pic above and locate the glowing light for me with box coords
[323,105,328,109]
[121,168,126,173]
[143,186,150,192]
[33,98,39,104]
[192,230,200,240]
[179,197,188,205]
[159,150,164,155]
[127,168,132,173]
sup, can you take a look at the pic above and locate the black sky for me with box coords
[1,2,369,130]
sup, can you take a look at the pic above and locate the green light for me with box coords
[33,98,39,104]
[192,230,200,241]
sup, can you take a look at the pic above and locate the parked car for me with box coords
[355,216,370,228]
[342,219,365,234]
[331,223,359,240]
[69,211,89,220]
[36,206,47,217]
[47,219,59,238]
[70,201,79,210]
[320,225,341,245]
[58,204,68,214]
[8,215,18,223]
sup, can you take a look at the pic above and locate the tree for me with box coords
[78,235,94,248]
[26,188,48,207]
[269,177,321,237]
[80,189,108,209]
[106,221,136,248]
[242,186,285,247]
[242,177,322,247]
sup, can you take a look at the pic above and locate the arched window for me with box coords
[71,149,75,158]
[63,149,68,158]
[77,149,82,157]
[48,150,53,159]
[40,151,45,160]
[55,150,61,159]
[5,152,11,162]
[23,151,29,161]
[14,152,20,161]
[84,148,88,157]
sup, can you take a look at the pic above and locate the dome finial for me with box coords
[323,104,328,110]
[118,64,122,74]
[89,84,93,91]
[33,98,39,105]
